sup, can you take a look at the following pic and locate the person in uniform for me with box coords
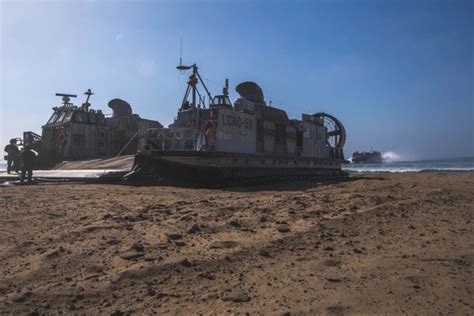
[4,139,20,174]
[20,144,36,184]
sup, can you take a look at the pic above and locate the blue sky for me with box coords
[1,0,472,160]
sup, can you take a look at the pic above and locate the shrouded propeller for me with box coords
[313,112,346,149]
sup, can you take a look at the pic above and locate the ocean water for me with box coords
[343,157,474,173]
[1,158,473,173]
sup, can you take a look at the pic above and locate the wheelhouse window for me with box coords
[211,96,232,106]
[47,112,59,124]
[57,111,67,123]
[64,111,74,122]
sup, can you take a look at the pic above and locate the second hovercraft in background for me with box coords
[351,150,383,164]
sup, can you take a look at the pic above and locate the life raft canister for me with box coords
[57,132,66,144]
[203,119,217,144]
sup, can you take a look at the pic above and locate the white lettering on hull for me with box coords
[221,114,253,130]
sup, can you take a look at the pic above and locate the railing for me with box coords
[139,127,198,152]
[23,131,42,145]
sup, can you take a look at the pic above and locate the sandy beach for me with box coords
[0,172,472,314]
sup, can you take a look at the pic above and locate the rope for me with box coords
[115,130,140,157]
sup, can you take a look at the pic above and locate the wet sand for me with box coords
[0,172,473,314]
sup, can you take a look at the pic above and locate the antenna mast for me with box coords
[176,39,213,109]
[179,37,183,68]
[83,89,94,111]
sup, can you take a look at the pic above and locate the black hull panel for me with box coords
[352,157,383,164]
[125,151,347,186]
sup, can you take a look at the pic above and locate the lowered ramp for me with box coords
[0,156,134,184]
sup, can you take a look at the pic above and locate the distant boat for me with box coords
[351,150,382,164]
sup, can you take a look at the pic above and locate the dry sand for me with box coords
[0,172,473,315]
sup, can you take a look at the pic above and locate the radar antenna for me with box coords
[177,38,191,72]
[55,93,77,107]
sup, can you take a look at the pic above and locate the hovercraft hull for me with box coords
[125,151,347,186]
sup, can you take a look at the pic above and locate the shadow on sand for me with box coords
[224,175,385,192]
[119,174,385,192]
[1,173,385,191]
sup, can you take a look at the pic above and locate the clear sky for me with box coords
[1,0,473,160]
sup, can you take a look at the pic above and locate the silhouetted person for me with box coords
[4,139,20,174]
[20,144,36,184]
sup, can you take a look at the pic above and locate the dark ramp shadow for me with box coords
[120,174,385,190]
[0,174,384,190]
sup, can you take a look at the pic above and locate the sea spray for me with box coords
[382,151,400,162]
[343,157,474,173]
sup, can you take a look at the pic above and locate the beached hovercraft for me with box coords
[12,90,162,168]
[125,63,347,185]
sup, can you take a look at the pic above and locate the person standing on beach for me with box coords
[4,139,20,174]
[20,144,36,184]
